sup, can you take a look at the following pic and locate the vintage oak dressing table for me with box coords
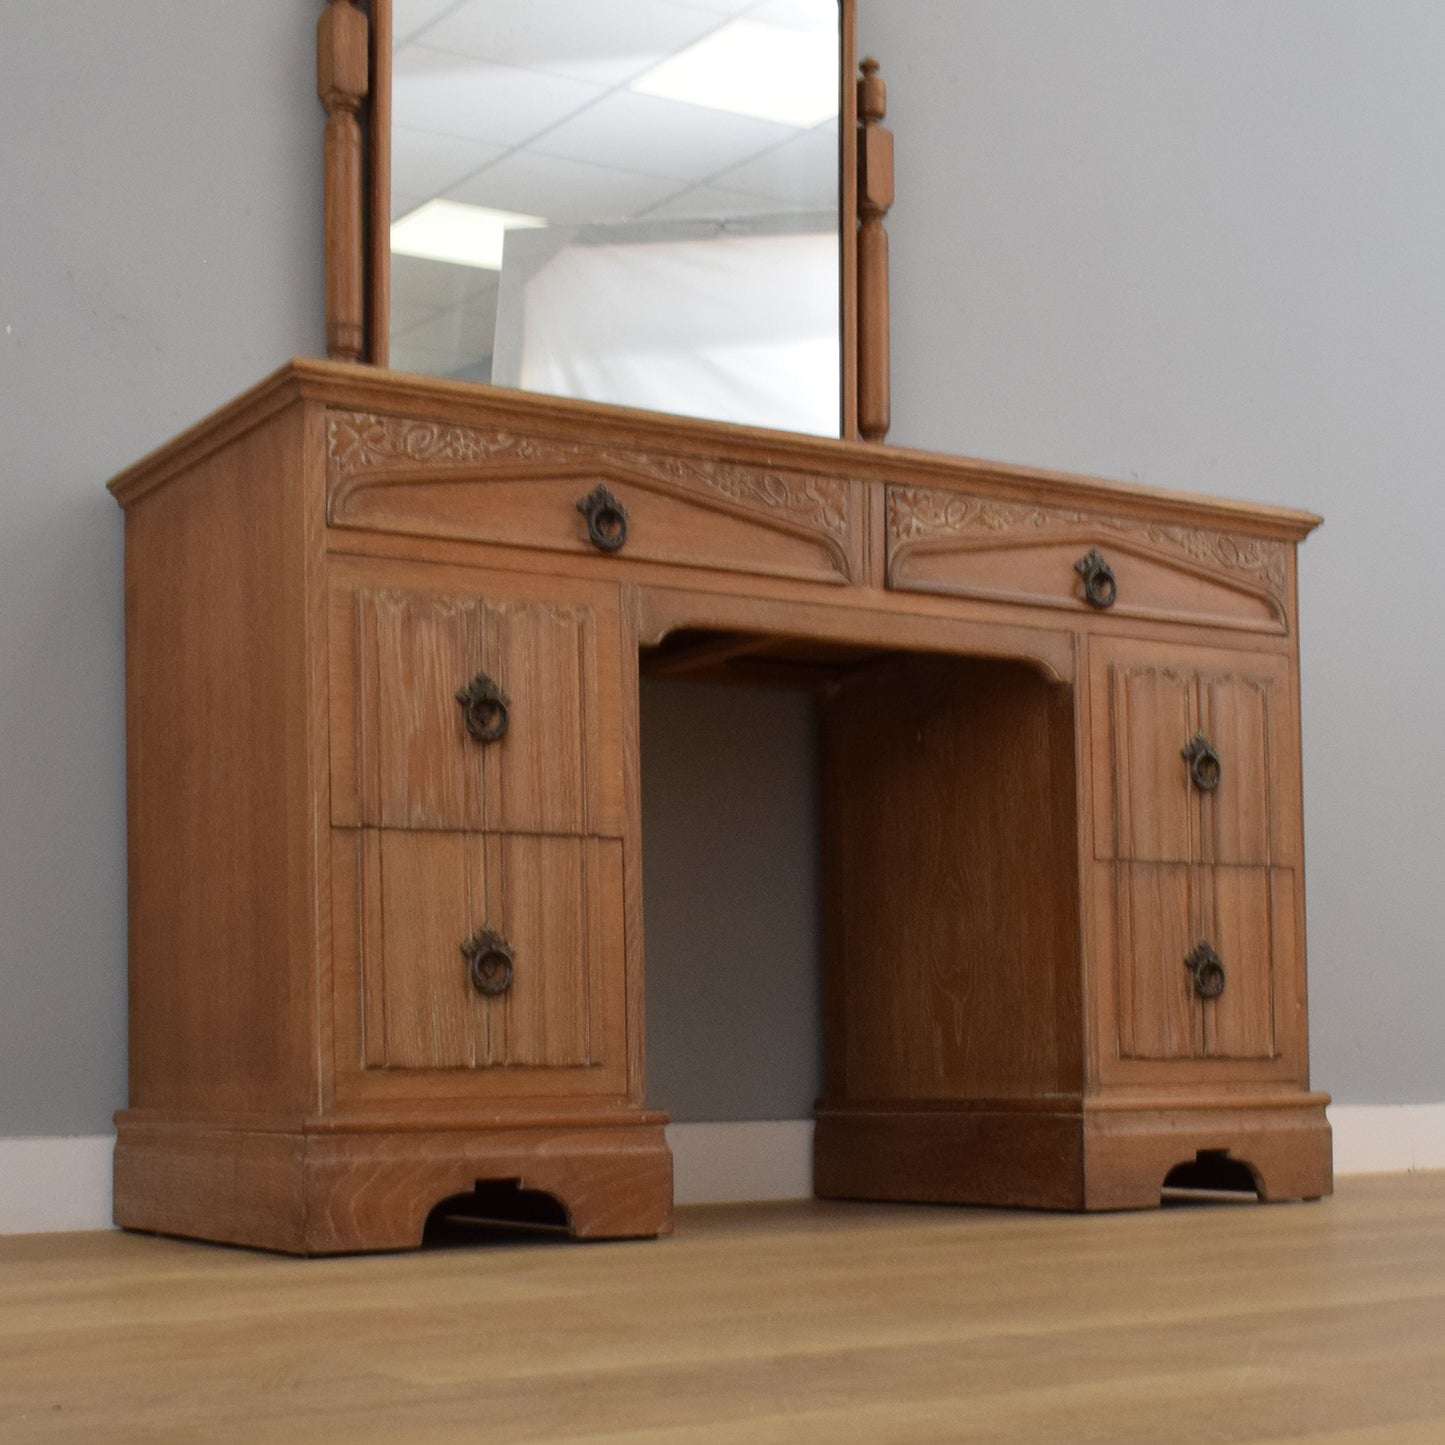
[108,2,1331,1252]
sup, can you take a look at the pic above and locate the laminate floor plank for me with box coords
[2,1173,1444,1443]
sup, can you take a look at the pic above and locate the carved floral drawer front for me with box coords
[886,485,1291,633]
[326,409,861,586]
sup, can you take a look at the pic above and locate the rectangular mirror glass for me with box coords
[378,0,848,437]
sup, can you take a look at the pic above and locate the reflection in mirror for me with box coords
[386,0,842,436]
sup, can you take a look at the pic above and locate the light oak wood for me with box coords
[113,1116,672,1254]
[317,0,368,362]
[819,654,1083,1104]
[365,0,391,370]
[889,485,1291,633]
[6,1175,1444,1443]
[108,359,1329,1251]
[336,584,608,832]
[857,57,893,442]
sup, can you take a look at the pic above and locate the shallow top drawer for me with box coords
[326,408,862,586]
[886,484,1292,634]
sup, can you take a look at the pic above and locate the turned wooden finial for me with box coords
[857,58,893,443]
[318,0,370,363]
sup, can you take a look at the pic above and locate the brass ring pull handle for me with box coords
[455,672,510,744]
[1186,941,1226,1000]
[577,485,629,553]
[462,927,515,997]
[1074,548,1117,609]
[1183,733,1222,792]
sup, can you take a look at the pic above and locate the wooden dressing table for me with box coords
[108,359,1331,1252]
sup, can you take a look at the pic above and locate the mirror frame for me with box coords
[319,0,887,440]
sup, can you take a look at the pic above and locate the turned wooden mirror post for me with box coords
[316,0,369,363]
[319,0,890,442]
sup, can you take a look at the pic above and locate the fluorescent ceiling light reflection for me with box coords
[391,199,547,270]
[630,19,838,128]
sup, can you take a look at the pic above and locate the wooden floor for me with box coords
[3,1173,1445,1443]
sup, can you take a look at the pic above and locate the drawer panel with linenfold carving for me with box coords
[328,577,624,836]
[329,828,628,1094]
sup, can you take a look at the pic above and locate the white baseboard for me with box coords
[0,1135,114,1235]
[1326,1103,1445,1176]
[666,1120,815,1205]
[4,1107,1442,1235]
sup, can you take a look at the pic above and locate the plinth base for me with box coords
[813,1096,1333,1211]
[114,1112,674,1254]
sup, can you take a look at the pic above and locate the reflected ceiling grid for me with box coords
[389,0,839,375]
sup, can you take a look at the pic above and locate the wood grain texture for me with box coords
[1204,866,1285,1061]
[1202,670,1281,864]
[325,409,861,584]
[328,558,626,841]
[1088,636,1304,1095]
[1108,662,1198,861]
[856,57,892,442]
[815,1106,1089,1210]
[331,831,630,1106]
[109,362,1325,1249]
[318,0,368,362]
[889,484,1292,633]
[820,654,1083,1104]
[366,0,391,367]
[110,361,1323,546]
[20,1175,1436,1444]
[113,1117,672,1254]
[1081,1099,1332,1209]
[118,400,323,1119]
[337,585,603,833]
[1115,863,1198,1060]
[817,1097,1331,1212]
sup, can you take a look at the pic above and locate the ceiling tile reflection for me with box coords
[530,90,795,182]
[447,151,685,225]
[393,49,605,147]
[392,126,508,203]
[421,0,724,85]
[713,126,838,207]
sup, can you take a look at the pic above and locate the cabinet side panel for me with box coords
[822,655,1083,1102]
[121,403,320,1115]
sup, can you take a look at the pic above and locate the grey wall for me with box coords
[2,1,1439,1141]
[857,0,1445,1104]
[0,2,324,1134]
[641,682,821,1121]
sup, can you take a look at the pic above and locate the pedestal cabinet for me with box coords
[109,360,1332,1251]
[1090,640,1299,1067]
